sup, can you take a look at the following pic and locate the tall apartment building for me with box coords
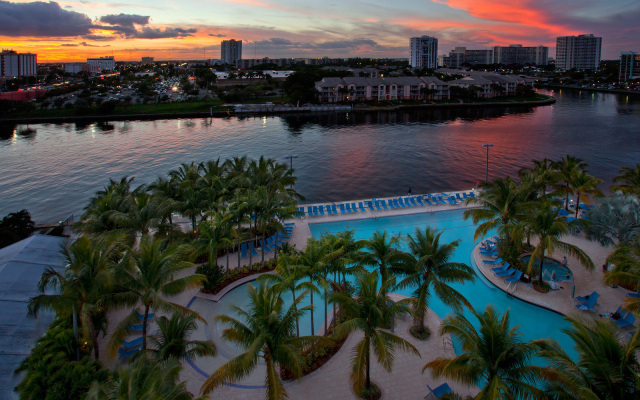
[440,47,493,68]
[221,39,242,65]
[492,45,548,66]
[410,35,438,69]
[620,52,640,82]
[556,34,602,71]
[65,62,91,74]
[86,56,115,74]
[141,57,154,65]
[0,50,37,78]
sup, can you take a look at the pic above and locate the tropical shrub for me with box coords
[196,264,224,292]
[0,209,35,248]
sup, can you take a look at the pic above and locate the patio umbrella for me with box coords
[566,216,576,222]
[557,208,570,216]
[579,203,590,210]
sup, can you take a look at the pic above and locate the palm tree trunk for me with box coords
[89,321,99,360]
[324,276,328,336]
[249,233,253,270]
[261,235,265,268]
[565,182,570,211]
[72,305,79,361]
[292,289,299,337]
[575,193,580,218]
[226,248,229,273]
[365,336,371,392]
[539,251,545,284]
[142,304,150,350]
[237,222,241,270]
[274,232,278,264]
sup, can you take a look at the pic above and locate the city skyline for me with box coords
[1,0,639,62]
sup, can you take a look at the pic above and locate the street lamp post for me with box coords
[482,144,494,184]
[284,155,298,188]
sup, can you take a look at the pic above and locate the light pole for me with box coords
[284,155,298,188]
[482,144,494,184]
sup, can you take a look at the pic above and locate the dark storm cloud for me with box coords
[82,34,114,41]
[99,13,150,28]
[208,33,227,37]
[0,1,92,37]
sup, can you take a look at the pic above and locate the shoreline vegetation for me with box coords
[540,84,640,96]
[0,94,554,124]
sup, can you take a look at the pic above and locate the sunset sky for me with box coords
[1,0,639,63]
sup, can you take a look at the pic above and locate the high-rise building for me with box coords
[410,35,438,69]
[492,45,548,66]
[86,56,115,74]
[620,52,640,82]
[221,39,242,65]
[440,47,493,68]
[141,57,154,65]
[0,50,37,77]
[65,62,91,74]
[555,34,602,71]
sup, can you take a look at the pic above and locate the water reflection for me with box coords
[0,123,16,140]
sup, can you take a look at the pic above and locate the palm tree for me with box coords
[396,228,475,336]
[360,231,404,296]
[107,236,205,355]
[200,283,325,400]
[586,194,640,246]
[612,164,640,195]
[570,170,603,217]
[86,357,200,400]
[534,314,640,399]
[424,305,544,399]
[329,271,420,395]
[523,201,594,285]
[148,176,180,225]
[28,235,121,360]
[109,191,175,240]
[520,158,557,198]
[553,155,587,210]
[463,177,527,245]
[227,189,251,269]
[194,212,234,272]
[604,237,640,313]
[147,312,217,362]
[296,238,329,335]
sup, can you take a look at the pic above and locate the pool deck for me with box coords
[473,235,635,324]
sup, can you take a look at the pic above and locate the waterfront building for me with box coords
[141,57,154,65]
[410,35,438,69]
[620,52,640,82]
[0,50,37,78]
[315,76,449,102]
[440,47,493,68]
[221,39,242,65]
[64,62,90,74]
[492,45,548,66]
[86,56,115,74]
[556,34,602,71]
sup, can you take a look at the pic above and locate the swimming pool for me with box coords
[308,209,576,361]
[521,255,573,282]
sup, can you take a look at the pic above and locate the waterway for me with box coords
[1,89,639,222]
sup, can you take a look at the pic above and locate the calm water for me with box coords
[1,89,639,222]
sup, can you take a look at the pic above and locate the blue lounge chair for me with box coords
[240,243,248,258]
[491,262,510,273]
[121,336,144,350]
[324,205,332,215]
[351,203,358,212]
[260,239,272,253]
[456,193,463,201]
[284,222,295,227]
[576,295,599,312]
[505,270,523,284]
[129,323,150,332]
[366,201,375,211]
[396,198,407,208]
[426,382,453,399]
[386,199,395,209]
[404,198,415,207]
[249,242,258,256]
[616,313,636,329]
[296,207,305,217]
[627,293,640,298]
[438,196,448,205]
[346,203,353,213]
[495,267,516,277]
[409,197,419,206]
[415,197,426,206]
[134,309,154,321]
[424,197,433,205]
[330,204,337,214]
[358,202,367,212]
[447,196,457,205]
[576,291,599,303]
[375,201,383,211]
[468,192,476,198]
[483,257,503,265]
[339,204,347,214]
[118,347,140,359]
[266,236,276,248]
[399,198,410,207]
[317,206,325,215]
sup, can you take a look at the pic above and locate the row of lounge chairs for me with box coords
[119,310,156,359]
[487,260,523,289]
[300,192,477,218]
[239,223,294,258]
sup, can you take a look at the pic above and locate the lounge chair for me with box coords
[366,201,375,211]
[240,243,248,258]
[266,236,276,248]
[306,206,314,216]
[339,204,347,214]
[576,291,599,303]
[296,207,305,217]
[575,295,599,312]
[424,197,433,205]
[616,312,636,329]
[398,198,408,208]
[317,206,325,216]
[134,309,154,321]
[483,257,503,265]
[375,201,383,211]
[358,202,367,212]
[415,197,426,206]
[249,242,258,256]
[118,347,140,359]
[495,267,516,277]
[401,198,412,207]
[129,323,150,332]
[324,205,333,215]
[426,383,453,399]
[447,196,457,205]
[330,204,337,214]
[505,270,523,283]
[468,192,476,198]
[346,203,354,213]
[627,293,640,298]
[409,197,419,206]
[351,203,359,212]
[121,336,144,350]
[491,262,510,273]
[387,199,396,209]
[283,222,295,227]
[456,193,463,201]
[260,239,272,253]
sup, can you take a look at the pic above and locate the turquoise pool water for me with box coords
[308,210,576,360]
[521,255,573,282]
